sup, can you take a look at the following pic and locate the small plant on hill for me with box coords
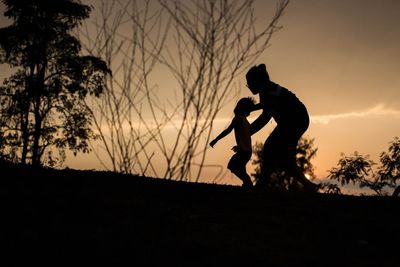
[328,137,400,196]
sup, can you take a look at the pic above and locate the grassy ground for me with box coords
[1,163,399,266]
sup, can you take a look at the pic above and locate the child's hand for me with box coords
[209,140,217,148]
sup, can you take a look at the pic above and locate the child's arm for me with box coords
[209,119,235,148]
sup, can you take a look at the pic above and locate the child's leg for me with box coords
[228,151,253,188]
[233,169,253,188]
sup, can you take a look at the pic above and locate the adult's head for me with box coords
[246,64,270,95]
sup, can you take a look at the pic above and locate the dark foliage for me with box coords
[252,136,318,191]
[328,137,400,196]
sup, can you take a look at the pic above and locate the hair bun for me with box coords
[258,64,266,71]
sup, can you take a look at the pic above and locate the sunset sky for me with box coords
[246,0,400,193]
[1,0,399,193]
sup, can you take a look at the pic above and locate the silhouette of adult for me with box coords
[246,64,317,192]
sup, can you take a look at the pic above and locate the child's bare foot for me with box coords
[242,181,253,190]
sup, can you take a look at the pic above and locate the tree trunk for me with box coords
[31,101,42,167]
[20,107,29,165]
[393,186,400,197]
[31,65,45,167]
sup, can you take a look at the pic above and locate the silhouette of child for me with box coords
[210,98,255,189]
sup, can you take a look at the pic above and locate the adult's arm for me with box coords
[250,110,272,135]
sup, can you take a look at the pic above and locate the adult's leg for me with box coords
[285,160,317,192]
[282,116,317,192]
[256,127,282,188]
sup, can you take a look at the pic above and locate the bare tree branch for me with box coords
[77,0,289,182]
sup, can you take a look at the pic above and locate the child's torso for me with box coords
[234,116,252,152]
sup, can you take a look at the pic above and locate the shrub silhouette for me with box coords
[328,137,400,196]
[252,136,318,191]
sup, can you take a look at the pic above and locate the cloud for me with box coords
[96,103,400,134]
[311,104,400,125]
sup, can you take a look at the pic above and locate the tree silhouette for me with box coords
[328,137,400,196]
[0,0,110,166]
[252,136,318,191]
[328,152,375,186]
[378,137,400,189]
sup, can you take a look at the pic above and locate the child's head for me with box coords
[234,97,256,116]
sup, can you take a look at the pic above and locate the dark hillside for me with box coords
[1,162,399,266]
